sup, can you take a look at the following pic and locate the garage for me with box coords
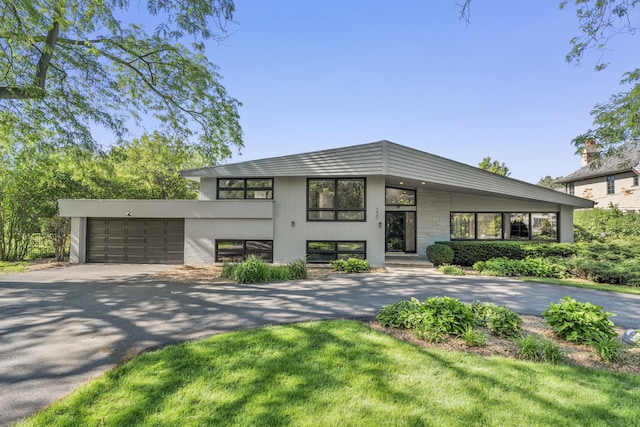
[87,218,184,264]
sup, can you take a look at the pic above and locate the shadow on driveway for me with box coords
[1,265,639,425]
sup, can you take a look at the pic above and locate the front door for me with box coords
[386,211,416,253]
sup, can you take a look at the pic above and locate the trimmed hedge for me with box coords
[426,244,454,266]
[436,241,578,267]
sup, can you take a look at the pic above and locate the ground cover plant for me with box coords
[221,258,308,284]
[21,320,640,427]
[330,258,370,273]
[437,264,466,275]
[0,261,29,274]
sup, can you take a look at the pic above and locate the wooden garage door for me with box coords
[87,218,184,264]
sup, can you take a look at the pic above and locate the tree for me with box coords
[0,1,242,163]
[538,175,564,190]
[459,1,640,158]
[478,156,511,176]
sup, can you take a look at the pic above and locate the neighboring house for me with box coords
[557,141,640,212]
[59,140,593,266]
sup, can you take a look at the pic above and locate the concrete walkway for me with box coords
[1,264,639,425]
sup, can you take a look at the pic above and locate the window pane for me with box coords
[531,213,557,240]
[337,179,365,209]
[307,241,336,251]
[451,213,475,239]
[246,190,273,199]
[385,188,416,205]
[337,241,365,252]
[308,210,336,220]
[246,179,272,188]
[337,211,365,221]
[308,180,335,209]
[219,179,245,188]
[307,253,336,262]
[217,240,244,250]
[337,253,365,260]
[217,253,244,262]
[249,252,272,261]
[218,190,244,199]
[508,213,530,240]
[246,240,273,251]
[477,213,502,239]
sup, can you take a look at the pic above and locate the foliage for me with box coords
[330,258,370,273]
[221,258,308,284]
[437,264,466,275]
[592,336,624,363]
[537,175,564,190]
[21,320,640,427]
[437,241,527,266]
[420,296,476,338]
[426,244,454,266]
[561,241,640,286]
[473,257,567,279]
[376,298,423,329]
[478,156,510,176]
[542,297,617,344]
[516,335,564,364]
[0,0,242,161]
[486,306,522,338]
[574,207,640,242]
[461,326,487,347]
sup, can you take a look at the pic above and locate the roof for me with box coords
[181,140,594,208]
[558,145,640,183]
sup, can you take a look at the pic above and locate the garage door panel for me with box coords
[87,218,184,264]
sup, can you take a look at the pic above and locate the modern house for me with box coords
[59,140,594,266]
[557,141,640,212]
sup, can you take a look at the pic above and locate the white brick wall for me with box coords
[416,189,451,257]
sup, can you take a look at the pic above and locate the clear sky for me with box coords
[155,2,639,183]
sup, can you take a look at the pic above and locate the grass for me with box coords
[520,276,640,295]
[21,320,640,427]
[0,261,29,274]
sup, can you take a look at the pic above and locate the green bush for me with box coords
[473,257,566,278]
[487,306,522,338]
[421,296,476,337]
[221,261,238,279]
[287,259,308,280]
[516,335,563,364]
[426,244,454,266]
[233,257,271,284]
[331,258,370,273]
[542,297,617,344]
[437,265,466,275]
[592,336,624,363]
[462,326,487,347]
[376,298,424,329]
[558,241,640,286]
[436,241,526,266]
[574,206,640,242]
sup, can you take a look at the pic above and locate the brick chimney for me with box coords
[581,139,600,167]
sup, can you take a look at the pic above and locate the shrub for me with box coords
[221,261,238,279]
[542,297,617,344]
[437,265,466,275]
[437,241,526,266]
[540,339,563,364]
[287,259,308,280]
[574,206,640,242]
[591,336,624,363]
[376,298,424,329]
[473,257,566,278]
[232,257,271,284]
[331,258,370,273]
[487,306,522,338]
[426,244,454,266]
[421,296,475,337]
[414,326,447,343]
[462,326,487,347]
[470,301,496,327]
[516,335,541,361]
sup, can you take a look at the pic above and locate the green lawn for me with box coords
[0,261,29,274]
[21,320,640,427]
[521,276,640,295]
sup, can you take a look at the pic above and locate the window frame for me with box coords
[634,174,639,187]
[307,177,366,222]
[450,212,559,242]
[306,240,367,263]
[567,182,575,196]
[606,175,615,195]
[217,178,274,200]
[215,240,274,262]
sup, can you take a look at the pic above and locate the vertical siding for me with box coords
[199,178,216,200]
[559,205,574,243]
[69,217,86,264]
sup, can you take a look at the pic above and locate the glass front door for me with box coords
[386,211,416,253]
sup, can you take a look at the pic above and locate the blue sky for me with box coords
[154,2,638,183]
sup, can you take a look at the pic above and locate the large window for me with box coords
[567,182,575,196]
[451,212,558,241]
[218,178,273,199]
[306,241,366,263]
[385,187,416,206]
[215,240,273,262]
[607,175,615,195]
[307,178,365,221]
[634,174,639,187]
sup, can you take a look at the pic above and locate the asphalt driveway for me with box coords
[1,264,639,425]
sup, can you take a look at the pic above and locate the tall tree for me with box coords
[538,175,564,191]
[0,0,242,163]
[459,1,640,157]
[478,156,511,176]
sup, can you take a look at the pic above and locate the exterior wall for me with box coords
[559,205,574,243]
[450,193,560,212]
[416,189,451,257]
[69,217,87,264]
[272,175,386,266]
[199,178,216,201]
[572,171,640,211]
[184,218,274,264]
